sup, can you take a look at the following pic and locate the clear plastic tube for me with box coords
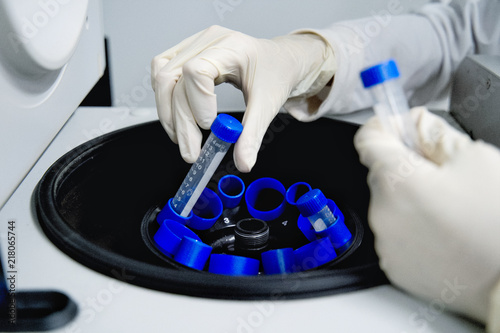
[296,189,337,232]
[306,205,336,232]
[171,133,231,216]
[170,114,242,217]
[369,78,419,150]
[361,59,419,151]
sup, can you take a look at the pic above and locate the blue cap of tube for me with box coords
[296,189,328,218]
[208,254,260,276]
[211,114,243,143]
[174,237,212,270]
[261,248,294,275]
[360,59,400,88]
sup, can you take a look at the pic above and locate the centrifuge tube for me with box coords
[360,59,419,151]
[296,189,336,232]
[171,114,243,217]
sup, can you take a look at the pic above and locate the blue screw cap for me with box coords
[211,114,243,143]
[296,189,328,218]
[360,59,400,88]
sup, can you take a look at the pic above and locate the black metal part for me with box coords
[33,113,388,300]
[234,218,269,252]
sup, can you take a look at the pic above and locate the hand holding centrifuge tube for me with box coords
[151,25,336,173]
[354,106,500,326]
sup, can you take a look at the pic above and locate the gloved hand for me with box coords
[151,25,336,172]
[354,107,500,326]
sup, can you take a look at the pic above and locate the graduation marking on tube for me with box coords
[169,114,243,217]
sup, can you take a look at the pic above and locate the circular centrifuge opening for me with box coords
[35,114,387,300]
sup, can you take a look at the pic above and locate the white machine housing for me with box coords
[0,0,105,209]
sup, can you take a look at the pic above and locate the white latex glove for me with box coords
[151,25,336,172]
[354,107,500,327]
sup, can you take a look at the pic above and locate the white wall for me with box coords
[103,0,429,112]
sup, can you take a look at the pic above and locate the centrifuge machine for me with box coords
[0,1,490,332]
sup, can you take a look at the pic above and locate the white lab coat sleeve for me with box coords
[284,0,500,121]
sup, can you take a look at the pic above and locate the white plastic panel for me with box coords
[0,0,105,209]
[0,0,89,74]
